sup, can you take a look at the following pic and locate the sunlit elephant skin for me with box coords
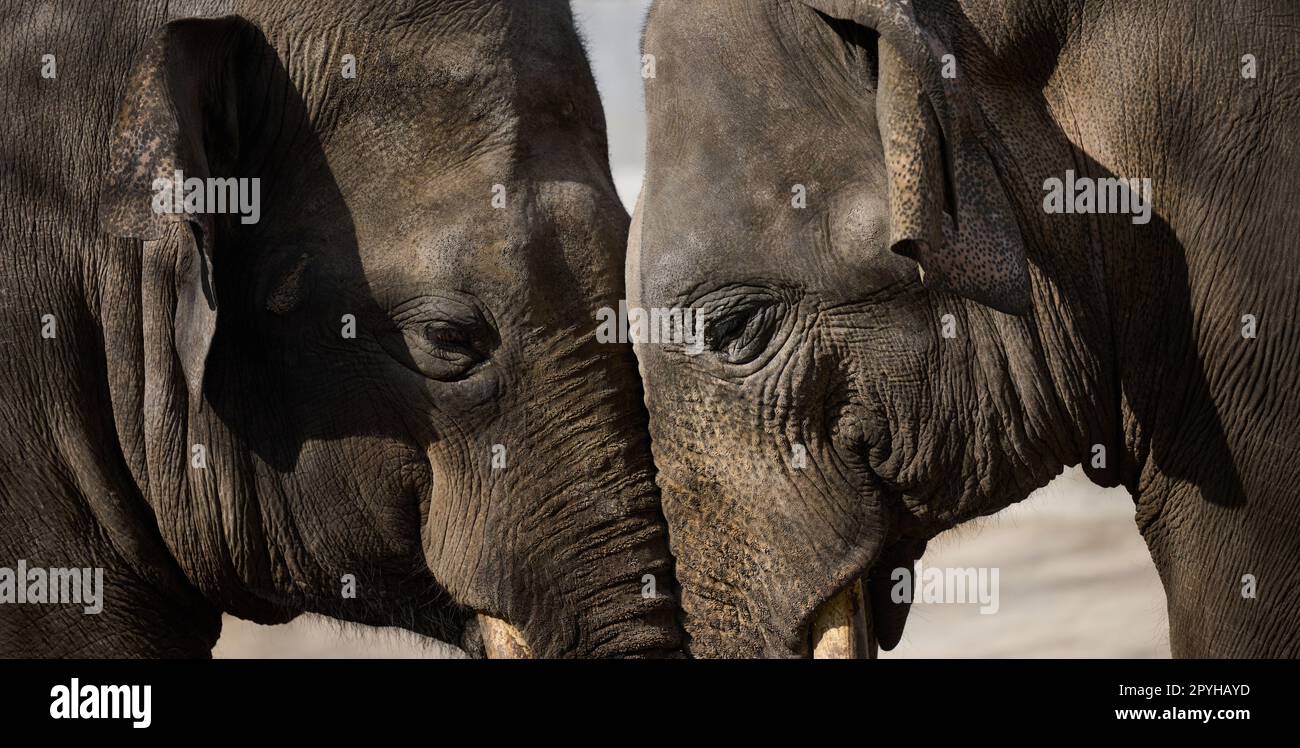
[631,0,1298,657]
[0,0,680,658]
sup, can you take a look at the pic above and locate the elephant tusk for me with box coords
[811,579,877,659]
[476,614,534,659]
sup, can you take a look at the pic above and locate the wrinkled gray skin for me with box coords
[0,0,680,657]
[633,0,1298,657]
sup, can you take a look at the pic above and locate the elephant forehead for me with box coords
[635,132,832,306]
[349,183,621,312]
[638,3,884,296]
[634,204,798,309]
[264,2,599,173]
[353,205,528,290]
[643,0,866,127]
[305,50,515,180]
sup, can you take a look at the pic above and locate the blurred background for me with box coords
[214,0,1169,659]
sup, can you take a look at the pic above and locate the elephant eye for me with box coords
[401,318,491,381]
[420,322,485,365]
[381,295,497,382]
[705,302,778,364]
[423,323,475,352]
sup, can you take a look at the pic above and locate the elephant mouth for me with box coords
[805,537,927,658]
[808,578,877,659]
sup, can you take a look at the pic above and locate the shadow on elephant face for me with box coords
[99,5,679,657]
[633,0,1243,657]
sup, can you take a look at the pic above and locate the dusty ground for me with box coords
[214,467,1170,658]
[213,616,460,659]
[883,468,1170,658]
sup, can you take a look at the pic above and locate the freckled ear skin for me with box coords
[99,16,251,399]
[800,0,1031,315]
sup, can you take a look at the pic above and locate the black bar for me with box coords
[0,659,1289,734]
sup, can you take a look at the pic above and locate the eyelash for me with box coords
[706,303,777,362]
[423,324,473,349]
[707,312,750,348]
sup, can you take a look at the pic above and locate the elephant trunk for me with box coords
[672,554,876,659]
[534,425,681,658]
[426,346,682,658]
[658,460,881,659]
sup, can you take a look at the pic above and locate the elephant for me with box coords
[630,0,1298,657]
[0,0,681,658]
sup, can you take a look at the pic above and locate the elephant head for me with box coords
[632,0,1104,656]
[97,1,679,657]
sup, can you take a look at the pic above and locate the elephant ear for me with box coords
[100,16,255,398]
[801,0,1031,315]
